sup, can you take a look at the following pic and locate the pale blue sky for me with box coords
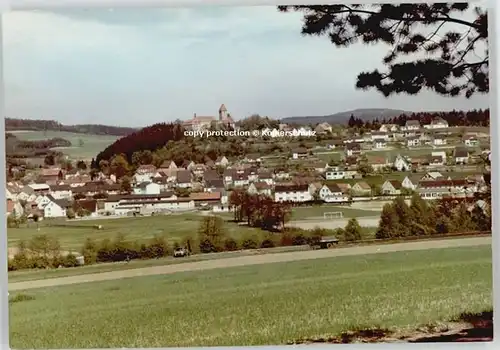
[3,6,489,127]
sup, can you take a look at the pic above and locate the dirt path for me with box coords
[289,216,381,229]
[8,236,491,291]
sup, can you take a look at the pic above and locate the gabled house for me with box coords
[274,184,312,203]
[134,164,157,183]
[381,180,402,195]
[421,172,444,181]
[351,181,371,196]
[345,143,362,157]
[373,139,387,149]
[401,175,421,191]
[133,182,161,195]
[464,137,479,147]
[176,170,193,188]
[454,147,469,164]
[424,117,449,129]
[371,131,389,141]
[319,184,343,201]
[432,135,447,146]
[407,137,421,147]
[402,120,420,131]
[215,156,229,167]
[39,168,64,184]
[247,182,272,197]
[393,155,411,172]
[49,184,73,199]
[43,195,71,218]
[292,148,309,160]
[325,166,359,180]
[160,160,178,170]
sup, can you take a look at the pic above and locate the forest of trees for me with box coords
[5,118,137,136]
[348,109,490,130]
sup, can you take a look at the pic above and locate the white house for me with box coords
[274,184,312,203]
[373,139,387,149]
[43,195,70,218]
[134,165,157,183]
[421,171,444,181]
[379,124,398,133]
[215,156,229,167]
[393,155,411,172]
[345,143,362,156]
[49,184,73,200]
[381,180,402,195]
[407,137,421,147]
[247,182,272,197]
[424,117,449,129]
[318,184,344,201]
[133,182,161,195]
[432,136,447,146]
[401,175,420,191]
[325,166,359,180]
[402,120,420,131]
[464,137,479,147]
[371,131,389,141]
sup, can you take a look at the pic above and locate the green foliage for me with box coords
[344,218,362,242]
[278,4,488,98]
[240,236,259,250]
[198,215,226,253]
[223,237,239,251]
[66,208,76,219]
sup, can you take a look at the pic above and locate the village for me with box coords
[5,113,491,223]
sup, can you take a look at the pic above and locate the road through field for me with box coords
[9,236,491,291]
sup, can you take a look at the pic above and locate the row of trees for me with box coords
[348,109,490,130]
[376,194,491,239]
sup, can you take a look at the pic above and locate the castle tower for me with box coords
[219,104,227,121]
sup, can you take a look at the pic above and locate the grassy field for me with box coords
[8,213,262,251]
[291,205,379,220]
[11,130,118,160]
[9,245,492,347]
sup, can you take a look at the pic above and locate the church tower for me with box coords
[219,104,227,121]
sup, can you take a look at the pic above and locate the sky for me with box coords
[3,6,489,127]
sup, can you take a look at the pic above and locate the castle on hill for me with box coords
[183,104,236,131]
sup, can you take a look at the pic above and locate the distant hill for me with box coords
[5,118,138,137]
[280,108,412,125]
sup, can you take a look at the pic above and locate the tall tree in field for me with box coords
[198,215,226,253]
[344,218,362,242]
[408,193,435,235]
[376,203,398,239]
[392,196,412,237]
[278,4,488,98]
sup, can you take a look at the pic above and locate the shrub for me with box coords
[292,233,308,246]
[81,238,99,264]
[62,254,79,268]
[241,236,259,250]
[148,236,169,258]
[260,238,275,248]
[199,238,218,253]
[279,231,295,247]
[224,237,239,251]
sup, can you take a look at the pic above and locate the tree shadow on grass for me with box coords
[409,311,493,343]
[288,310,493,344]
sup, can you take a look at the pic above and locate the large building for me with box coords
[183,104,236,131]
